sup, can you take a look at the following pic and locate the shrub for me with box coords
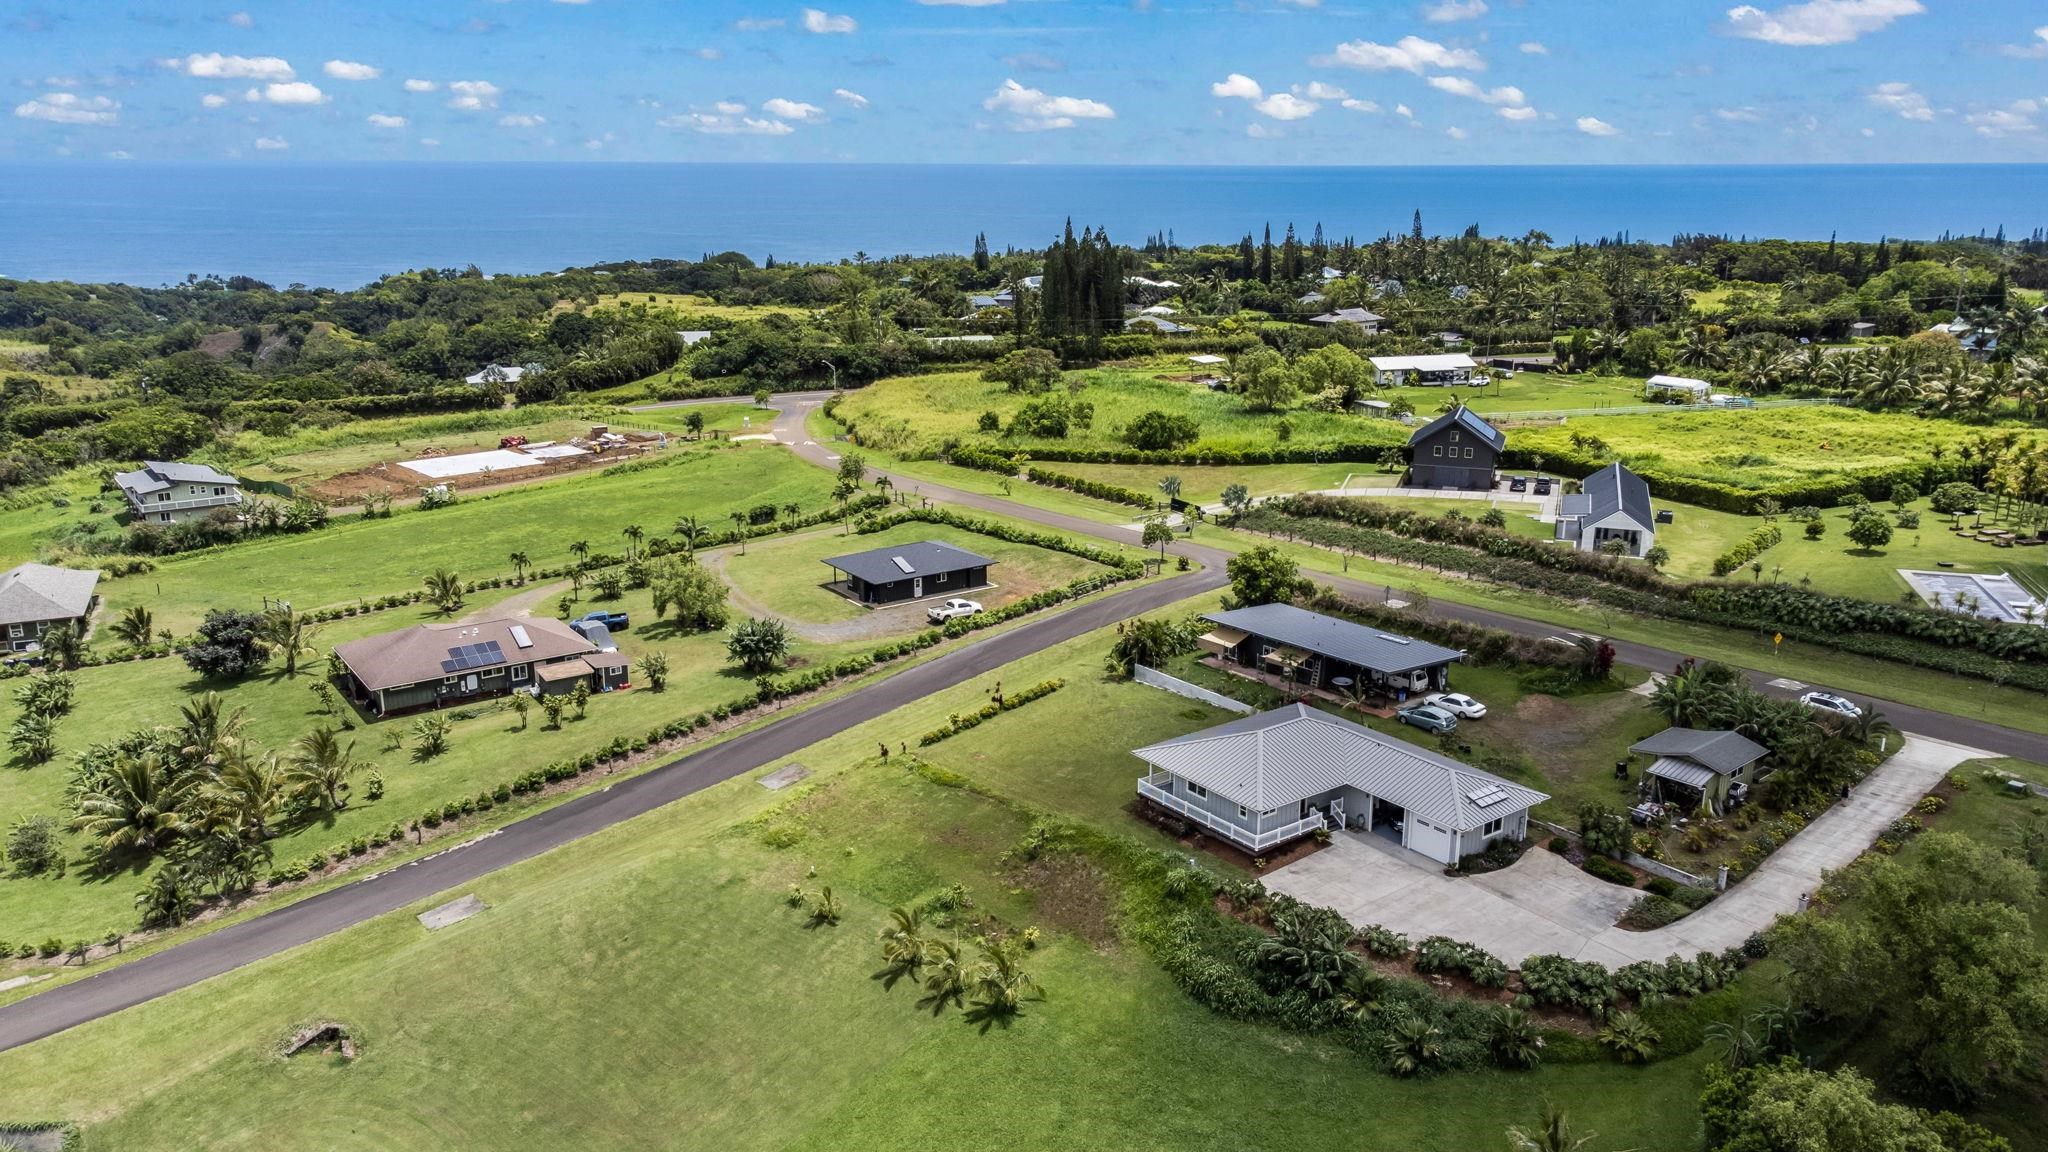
[1413,936,1509,987]
[1712,524,1783,577]
[1519,954,1616,1012]
[1597,1011,1661,1063]
[1619,894,1690,929]
[1582,855,1637,886]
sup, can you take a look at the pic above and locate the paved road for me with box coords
[768,396,2048,762]
[0,565,1223,1053]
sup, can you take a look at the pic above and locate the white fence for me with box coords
[1133,665,1254,714]
[1138,773,1325,852]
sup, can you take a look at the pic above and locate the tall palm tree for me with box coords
[71,752,193,855]
[425,568,466,614]
[1919,361,1983,420]
[569,540,591,569]
[109,604,155,648]
[1857,347,1922,411]
[781,502,802,529]
[673,516,705,558]
[288,726,365,812]
[729,511,748,555]
[202,749,288,842]
[1672,326,1725,371]
[1816,350,1866,396]
[178,692,249,770]
[260,606,319,677]
[622,524,645,560]
[507,550,530,584]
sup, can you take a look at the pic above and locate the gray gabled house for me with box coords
[1630,727,1768,815]
[823,540,993,606]
[1555,462,1656,557]
[113,460,243,525]
[0,562,101,652]
[1197,602,1463,699]
[1405,403,1504,490]
[1134,704,1547,863]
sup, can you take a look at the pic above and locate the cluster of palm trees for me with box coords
[873,905,1044,1030]
[1649,660,1895,809]
[65,692,372,912]
[1664,322,2048,419]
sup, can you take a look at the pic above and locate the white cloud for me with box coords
[1997,26,2048,59]
[1212,73,1264,100]
[802,9,858,34]
[227,11,253,27]
[694,47,724,60]
[1724,0,1924,46]
[253,135,288,150]
[1518,41,1548,54]
[661,111,796,135]
[164,52,295,81]
[1967,100,2039,137]
[404,78,438,93]
[833,88,869,108]
[1317,36,1484,73]
[367,113,408,128]
[421,137,439,147]
[735,17,786,30]
[1423,0,1487,22]
[715,100,748,115]
[201,93,230,108]
[255,81,326,105]
[499,114,546,127]
[1395,103,1414,118]
[1715,106,1764,122]
[1445,125,1468,138]
[1867,80,1932,121]
[447,80,501,111]
[1497,105,1537,120]
[1275,0,1321,6]
[916,0,1006,4]
[1576,115,1620,136]
[1341,98,1381,112]
[323,60,381,81]
[1300,81,1349,101]
[763,97,825,121]
[1246,122,1280,139]
[105,149,132,159]
[1254,93,1318,120]
[982,78,1114,130]
[13,93,119,126]
[1427,75,1524,105]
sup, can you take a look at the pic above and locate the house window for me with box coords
[213,486,226,496]
[6,624,20,639]
[158,512,172,523]
[156,493,169,502]
[1464,447,1474,459]
[1449,431,1460,443]
[935,571,948,585]
[511,664,529,683]
[1238,806,1249,818]
[1185,780,1208,799]
[442,676,457,687]
[1433,445,1443,457]
[1483,817,1504,836]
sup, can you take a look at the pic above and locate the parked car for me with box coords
[1508,475,1528,493]
[575,609,630,631]
[1533,475,1554,495]
[1799,691,1863,720]
[926,598,983,624]
[1396,704,1459,734]
[1423,692,1488,719]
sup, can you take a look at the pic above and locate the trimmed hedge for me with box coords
[1024,466,1155,509]
[918,677,1064,745]
[1500,443,1971,515]
[1711,523,1782,577]
[1582,855,1638,886]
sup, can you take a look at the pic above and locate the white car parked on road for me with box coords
[926,598,983,624]
[1799,691,1863,720]
[1423,692,1488,719]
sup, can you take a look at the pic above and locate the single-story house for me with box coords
[1554,462,1656,558]
[1645,374,1710,400]
[1434,331,1466,348]
[1140,304,1179,316]
[1353,398,1394,418]
[1369,353,1476,388]
[968,294,1012,312]
[1126,316,1191,334]
[1321,266,1343,281]
[0,562,101,652]
[1310,307,1384,335]
[824,540,994,606]
[1134,704,1547,863]
[1297,291,1327,307]
[335,615,629,718]
[1629,727,1769,815]
[1406,403,1504,490]
[1198,602,1463,698]
[464,364,527,386]
[923,334,997,347]
[1846,321,1877,339]
[113,460,243,526]
[1187,354,1228,367]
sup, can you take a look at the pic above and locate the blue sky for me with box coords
[5,1,2046,164]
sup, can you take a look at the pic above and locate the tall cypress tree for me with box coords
[973,232,990,273]
[1259,224,1274,285]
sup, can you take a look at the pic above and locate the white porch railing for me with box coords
[128,493,243,514]
[1138,774,1326,853]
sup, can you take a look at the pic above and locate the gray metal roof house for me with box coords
[823,540,994,606]
[113,460,243,526]
[1134,704,1547,863]
[1197,602,1464,698]
[1405,403,1504,491]
[1630,727,1769,815]
[0,562,101,652]
[1554,462,1656,558]
[1308,307,1384,334]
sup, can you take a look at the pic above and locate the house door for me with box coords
[1327,796,1346,831]
[463,674,478,693]
[913,576,923,598]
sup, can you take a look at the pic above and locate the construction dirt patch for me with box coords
[1494,691,1644,787]
[1008,854,1119,949]
[307,431,666,506]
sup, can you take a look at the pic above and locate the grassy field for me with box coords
[0,609,1724,1152]
[1382,371,1646,414]
[717,520,1110,626]
[548,292,807,321]
[95,444,836,633]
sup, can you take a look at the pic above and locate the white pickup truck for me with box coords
[926,598,983,624]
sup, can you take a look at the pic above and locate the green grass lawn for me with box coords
[0,606,1724,1152]
[1382,371,1647,414]
[718,519,1110,626]
[1036,461,1385,505]
[96,444,836,634]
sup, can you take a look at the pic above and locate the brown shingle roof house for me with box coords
[334,614,628,717]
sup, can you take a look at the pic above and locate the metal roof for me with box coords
[1629,728,1768,775]
[1201,603,1464,676]
[1370,353,1478,373]
[1133,704,1547,829]
[0,563,100,626]
[1578,462,1654,531]
[823,540,994,587]
[1406,403,1506,452]
[1646,756,1718,790]
[1310,307,1384,326]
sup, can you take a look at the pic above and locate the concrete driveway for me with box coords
[1264,733,1988,966]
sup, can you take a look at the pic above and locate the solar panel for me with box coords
[1466,785,1509,809]
[890,555,915,574]
[509,625,533,649]
[439,640,508,674]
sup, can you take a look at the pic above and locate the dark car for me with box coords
[575,609,630,631]
[1533,475,1553,495]
[1507,475,1528,493]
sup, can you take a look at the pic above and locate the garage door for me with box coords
[1405,819,1456,865]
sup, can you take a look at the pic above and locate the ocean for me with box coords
[3,162,2045,290]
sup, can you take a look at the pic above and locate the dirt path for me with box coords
[699,550,924,644]
[458,579,571,623]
